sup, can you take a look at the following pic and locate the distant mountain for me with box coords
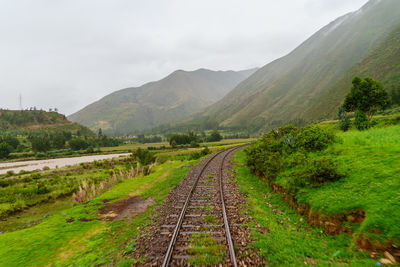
[303,23,400,120]
[68,68,257,135]
[185,0,400,132]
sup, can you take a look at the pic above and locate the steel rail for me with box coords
[219,147,239,267]
[161,148,232,267]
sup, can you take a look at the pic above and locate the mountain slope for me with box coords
[304,23,400,120]
[187,0,400,132]
[68,68,257,135]
[0,110,95,137]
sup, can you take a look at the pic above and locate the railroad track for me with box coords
[161,146,243,266]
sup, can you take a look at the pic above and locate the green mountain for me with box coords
[185,0,400,132]
[68,68,257,135]
[0,110,95,137]
[304,23,400,120]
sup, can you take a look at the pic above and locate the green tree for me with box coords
[1,136,19,151]
[343,77,391,121]
[206,130,223,142]
[52,134,66,149]
[31,137,51,152]
[0,142,11,158]
[354,110,369,131]
[69,138,89,151]
[337,107,351,132]
[131,148,155,165]
[391,87,400,105]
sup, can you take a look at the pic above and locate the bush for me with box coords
[131,148,156,165]
[245,143,283,181]
[69,138,89,151]
[190,141,200,148]
[201,147,210,156]
[206,130,222,142]
[31,137,51,152]
[354,110,369,130]
[0,142,11,158]
[338,107,351,132]
[189,152,201,160]
[36,182,50,194]
[296,125,334,152]
[287,157,342,192]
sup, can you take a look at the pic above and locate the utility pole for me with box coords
[19,94,23,110]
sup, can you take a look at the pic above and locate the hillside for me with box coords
[303,23,400,120]
[0,110,94,137]
[184,0,400,132]
[68,68,257,136]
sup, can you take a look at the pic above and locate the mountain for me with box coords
[304,23,400,120]
[68,68,257,135]
[185,0,400,132]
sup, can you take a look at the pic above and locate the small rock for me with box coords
[384,251,396,264]
[380,258,394,265]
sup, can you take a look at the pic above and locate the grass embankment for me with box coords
[233,149,376,266]
[277,125,400,244]
[0,157,198,266]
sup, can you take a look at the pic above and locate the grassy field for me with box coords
[233,149,376,266]
[275,125,400,244]
[99,138,255,153]
[0,156,200,266]
[0,157,132,219]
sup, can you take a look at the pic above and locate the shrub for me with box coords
[6,170,15,177]
[245,143,283,181]
[69,138,89,151]
[206,130,222,142]
[131,148,156,165]
[190,141,200,148]
[37,182,50,194]
[354,110,369,130]
[296,125,334,152]
[338,107,351,132]
[31,137,51,152]
[201,147,210,156]
[189,152,201,160]
[0,142,11,158]
[287,157,343,192]
[35,152,46,158]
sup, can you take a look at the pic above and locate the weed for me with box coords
[188,233,226,266]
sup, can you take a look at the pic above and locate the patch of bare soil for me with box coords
[98,196,155,222]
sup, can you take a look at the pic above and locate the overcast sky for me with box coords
[0,0,369,115]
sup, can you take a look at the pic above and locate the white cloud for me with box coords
[0,0,368,115]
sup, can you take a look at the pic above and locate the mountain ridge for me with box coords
[68,67,258,135]
[182,0,400,132]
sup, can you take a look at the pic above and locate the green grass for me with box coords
[188,233,226,266]
[0,158,130,218]
[0,158,196,267]
[276,125,400,243]
[233,149,376,266]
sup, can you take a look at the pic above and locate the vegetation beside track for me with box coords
[240,110,400,264]
[0,156,200,267]
[233,149,376,266]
